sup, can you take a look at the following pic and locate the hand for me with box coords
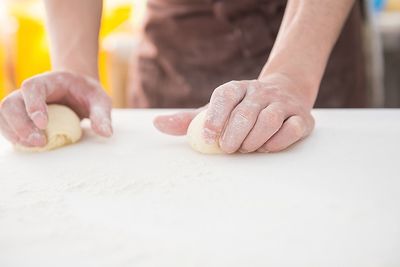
[154,73,315,153]
[0,71,112,147]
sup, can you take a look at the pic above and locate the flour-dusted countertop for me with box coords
[0,109,399,267]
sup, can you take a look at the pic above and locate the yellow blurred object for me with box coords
[0,13,5,98]
[0,2,11,99]
[9,1,51,89]
[103,22,139,108]
[101,1,133,38]
[0,2,16,99]
[99,0,133,91]
[0,0,134,100]
[0,38,5,100]
[386,0,400,11]
[0,1,5,99]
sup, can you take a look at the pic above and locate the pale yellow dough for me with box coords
[187,110,223,154]
[16,105,82,152]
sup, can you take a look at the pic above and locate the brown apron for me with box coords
[127,0,366,108]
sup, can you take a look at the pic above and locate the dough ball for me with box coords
[16,105,82,152]
[187,110,223,154]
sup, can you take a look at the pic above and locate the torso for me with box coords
[127,0,366,108]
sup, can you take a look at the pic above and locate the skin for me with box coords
[154,0,356,153]
[0,0,354,153]
[0,0,111,146]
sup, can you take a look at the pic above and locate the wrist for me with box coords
[52,58,99,81]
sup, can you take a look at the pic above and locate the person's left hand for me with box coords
[154,73,315,153]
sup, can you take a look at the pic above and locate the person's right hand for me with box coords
[0,71,113,147]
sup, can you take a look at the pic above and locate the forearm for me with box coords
[44,0,102,79]
[259,0,355,106]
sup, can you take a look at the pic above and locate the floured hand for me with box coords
[0,71,112,148]
[154,73,315,154]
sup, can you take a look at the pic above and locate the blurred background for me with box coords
[0,0,399,108]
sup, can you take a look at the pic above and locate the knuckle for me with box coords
[299,114,314,137]
[242,97,263,109]
[264,137,289,152]
[1,92,21,112]
[246,82,259,95]
[263,110,282,126]
[263,85,280,97]
[257,88,270,100]
[287,100,303,112]
[302,113,315,132]
[309,115,315,129]
[241,136,260,152]
[21,77,45,96]
[241,143,253,153]
[213,82,243,102]
[290,118,306,137]
[233,107,253,125]
[227,80,242,88]
[264,143,282,153]
[252,84,281,103]
[0,98,11,112]
[21,76,44,91]
[20,78,34,90]
[53,72,73,88]
[305,111,315,123]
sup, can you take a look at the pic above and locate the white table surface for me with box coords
[0,109,399,267]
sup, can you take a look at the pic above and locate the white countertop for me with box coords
[0,109,400,267]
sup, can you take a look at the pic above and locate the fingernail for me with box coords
[239,148,249,154]
[27,132,46,146]
[257,148,270,153]
[221,131,233,147]
[153,116,169,128]
[100,120,113,136]
[218,133,237,154]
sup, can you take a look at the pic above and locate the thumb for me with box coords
[153,108,204,136]
[89,96,113,137]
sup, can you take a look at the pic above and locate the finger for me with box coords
[153,108,203,136]
[20,78,50,130]
[203,81,247,143]
[219,96,266,154]
[1,92,47,147]
[0,113,20,144]
[240,104,286,153]
[258,115,309,153]
[88,94,113,137]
